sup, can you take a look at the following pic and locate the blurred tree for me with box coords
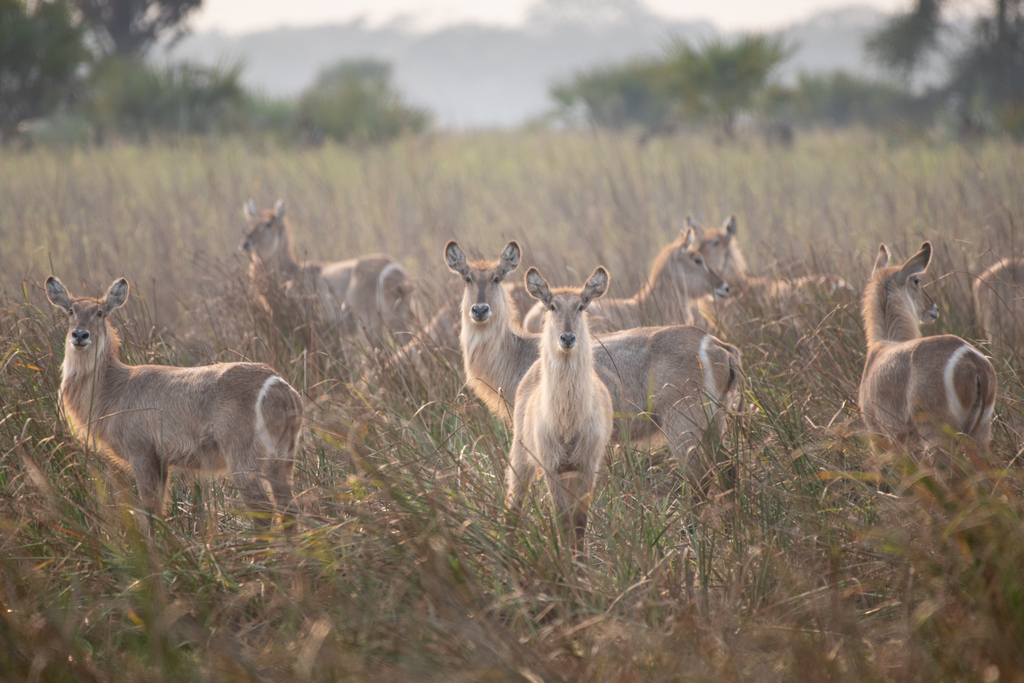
[0,0,87,141]
[550,59,673,131]
[88,58,244,140]
[663,35,792,137]
[299,59,430,145]
[868,0,1024,136]
[71,0,200,57]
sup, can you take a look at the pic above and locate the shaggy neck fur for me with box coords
[255,219,301,282]
[719,240,750,290]
[60,323,129,437]
[538,313,596,436]
[459,278,533,416]
[862,269,921,346]
[635,244,694,321]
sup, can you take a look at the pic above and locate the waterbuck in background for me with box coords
[688,215,853,330]
[973,257,1024,353]
[507,266,613,550]
[521,227,730,334]
[47,276,303,530]
[241,199,417,347]
[858,242,996,462]
[445,240,742,490]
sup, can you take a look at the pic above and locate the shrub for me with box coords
[88,58,246,142]
[299,59,431,145]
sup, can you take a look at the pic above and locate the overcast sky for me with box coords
[191,0,920,35]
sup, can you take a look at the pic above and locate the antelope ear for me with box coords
[581,266,609,308]
[497,241,521,279]
[872,244,891,275]
[685,217,705,240]
[245,199,258,221]
[723,215,737,236]
[525,267,553,307]
[274,199,285,220]
[45,277,72,313]
[897,242,932,281]
[104,278,129,312]
[681,227,695,249]
[444,241,470,277]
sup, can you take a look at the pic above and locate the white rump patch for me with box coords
[943,346,971,425]
[698,335,719,402]
[255,375,283,455]
[377,261,405,313]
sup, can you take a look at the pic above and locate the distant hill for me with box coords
[161,0,943,128]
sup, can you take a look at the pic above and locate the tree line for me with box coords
[4,0,1022,144]
[552,1,1024,140]
[1,0,430,146]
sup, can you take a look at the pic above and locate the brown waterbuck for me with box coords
[858,242,996,460]
[507,266,613,549]
[241,199,416,347]
[521,227,730,334]
[445,241,742,490]
[973,257,1024,353]
[47,276,303,530]
[688,214,853,329]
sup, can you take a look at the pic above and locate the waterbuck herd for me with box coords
[45,198,1023,548]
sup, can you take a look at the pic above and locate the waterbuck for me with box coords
[507,267,613,549]
[241,199,416,347]
[521,227,730,333]
[445,241,742,489]
[973,257,1024,353]
[688,215,853,329]
[858,242,996,460]
[47,276,303,530]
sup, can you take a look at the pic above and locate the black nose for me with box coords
[71,329,89,343]
[559,333,576,348]
[471,304,490,319]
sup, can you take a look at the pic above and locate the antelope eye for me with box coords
[694,256,704,265]
[577,304,584,312]
[549,304,557,313]
[464,276,472,283]
[492,275,500,284]
[913,278,919,286]
[95,310,103,318]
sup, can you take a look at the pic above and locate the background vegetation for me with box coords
[1,130,1023,680]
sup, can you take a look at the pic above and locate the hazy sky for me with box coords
[191,0,917,35]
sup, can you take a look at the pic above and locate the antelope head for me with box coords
[241,199,287,262]
[872,241,938,325]
[445,240,521,326]
[46,276,128,364]
[525,266,608,355]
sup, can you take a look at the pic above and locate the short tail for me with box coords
[965,360,997,448]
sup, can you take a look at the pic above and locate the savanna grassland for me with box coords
[1,130,1023,681]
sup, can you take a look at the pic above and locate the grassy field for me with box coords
[1,130,1024,681]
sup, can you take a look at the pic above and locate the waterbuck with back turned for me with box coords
[858,242,996,459]
[507,266,613,549]
[973,257,1024,353]
[47,276,303,530]
[521,227,730,334]
[242,199,416,347]
[446,241,742,490]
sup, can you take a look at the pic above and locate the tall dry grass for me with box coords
[1,130,1023,681]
